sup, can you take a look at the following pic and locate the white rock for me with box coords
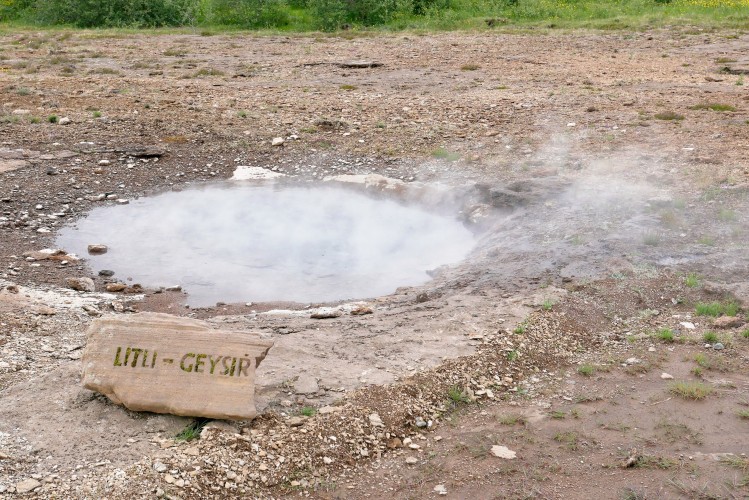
[59,117,71,125]
[369,413,384,428]
[153,461,167,473]
[15,479,42,493]
[271,137,284,146]
[405,457,418,464]
[661,373,674,380]
[625,357,640,365]
[434,484,447,495]
[322,457,333,465]
[231,166,286,181]
[490,445,517,459]
[680,322,695,330]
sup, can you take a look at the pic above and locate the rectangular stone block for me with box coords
[81,312,274,420]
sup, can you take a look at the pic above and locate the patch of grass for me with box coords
[460,64,480,71]
[194,67,224,77]
[550,410,566,419]
[47,115,58,123]
[657,328,675,343]
[92,110,102,118]
[620,487,646,500]
[689,103,736,112]
[513,324,526,334]
[577,364,596,376]
[162,135,188,144]
[737,410,749,420]
[669,381,713,400]
[697,235,715,246]
[695,301,739,317]
[506,350,518,361]
[742,329,749,339]
[642,232,661,246]
[684,273,699,288]
[718,208,736,221]
[656,420,703,445]
[29,116,41,124]
[553,431,578,451]
[654,111,684,121]
[339,84,357,90]
[691,366,703,377]
[163,48,188,57]
[542,299,554,311]
[448,386,470,405]
[237,110,247,118]
[634,455,679,469]
[432,148,460,162]
[702,331,718,343]
[716,57,737,64]
[300,406,316,417]
[694,352,711,368]
[498,414,526,426]
[720,455,749,472]
[176,419,208,441]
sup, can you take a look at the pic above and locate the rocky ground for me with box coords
[0,27,748,498]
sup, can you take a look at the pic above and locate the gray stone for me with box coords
[713,343,725,351]
[15,479,42,494]
[294,374,319,395]
[66,277,95,292]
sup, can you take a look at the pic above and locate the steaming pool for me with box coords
[57,183,477,307]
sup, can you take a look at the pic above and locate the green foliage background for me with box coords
[0,0,747,30]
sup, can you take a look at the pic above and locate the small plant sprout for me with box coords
[669,381,713,400]
[92,110,102,118]
[300,406,316,417]
[703,331,718,343]
[513,324,527,334]
[657,328,675,342]
[577,364,595,376]
[742,329,749,339]
[448,386,470,404]
[460,63,480,71]
[176,419,207,441]
[684,273,699,288]
[507,350,518,361]
[695,301,739,317]
[642,232,660,246]
[542,299,554,311]
[551,410,566,419]
[654,111,684,121]
[48,114,58,123]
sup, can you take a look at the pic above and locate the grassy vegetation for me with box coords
[577,363,596,376]
[654,111,684,121]
[656,328,675,342]
[669,381,713,400]
[689,103,737,112]
[702,331,718,343]
[1,0,749,31]
[300,406,316,417]
[176,418,208,441]
[695,300,739,317]
[684,273,699,288]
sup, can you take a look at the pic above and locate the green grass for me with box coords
[642,232,661,246]
[498,414,526,426]
[669,381,713,400]
[176,419,208,441]
[542,299,554,311]
[689,103,737,112]
[695,301,739,317]
[194,67,224,77]
[577,364,596,376]
[553,431,579,451]
[654,111,684,121]
[742,329,749,339]
[432,148,460,162]
[507,350,519,361]
[339,84,357,90]
[513,324,527,334]
[460,63,480,71]
[47,114,58,123]
[684,273,699,288]
[657,328,675,343]
[718,209,737,221]
[738,410,749,420]
[448,386,471,405]
[92,110,101,118]
[702,331,718,343]
[3,0,749,32]
[550,410,566,419]
[300,406,316,417]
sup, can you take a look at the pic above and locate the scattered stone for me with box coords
[661,372,674,380]
[713,316,744,329]
[106,283,127,292]
[231,166,286,181]
[288,416,305,427]
[490,445,517,459]
[350,306,373,316]
[369,413,384,428]
[59,116,71,125]
[387,438,403,449]
[415,292,430,303]
[166,285,182,292]
[15,479,42,494]
[680,321,695,330]
[310,310,342,319]
[87,244,108,255]
[713,343,725,351]
[625,357,640,365]
[322,457,333,465]
[153,461,167,473]
[66,277,95,292]
[415,417,428,428]
[293,374,319,395]
[81,312,274,420]
[271,137,285,147]
[405,457,418,464]
[434,484,447,496]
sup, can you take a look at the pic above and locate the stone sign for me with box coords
[81,313,274,420]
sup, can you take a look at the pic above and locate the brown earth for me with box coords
[0,27,748,498]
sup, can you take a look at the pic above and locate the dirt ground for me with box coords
[0,27,748,498]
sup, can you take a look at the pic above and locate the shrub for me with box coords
[211,0,289,28]
[28,0,203,28]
